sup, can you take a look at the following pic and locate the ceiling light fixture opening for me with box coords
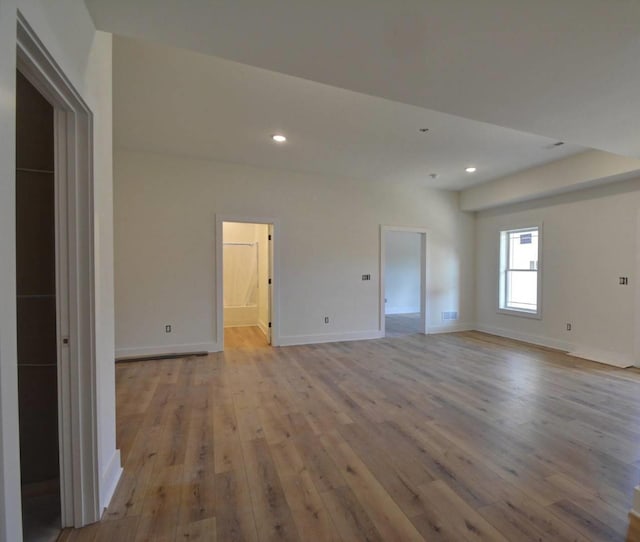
[465,167,477,173]
[544,141,566,150]
[272,134,287,143]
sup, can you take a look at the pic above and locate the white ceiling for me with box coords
[87,0,640,160]
[113,36,583,190]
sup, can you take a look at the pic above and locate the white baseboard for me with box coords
[385,306,420,315]
[474,325,635,368]
[428,322,475,334]
[474,324,571,352]
[567,347,634,369]
[632,486,640,519]
[115,327,635,369]
[115,341,220,358]
[100,449,122,512]
[279,329,383,347]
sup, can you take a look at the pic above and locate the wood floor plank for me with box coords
[476,479,593,542]
[478,500,589,542]
[103,423,161,520]
[320,430,425,541]
[175,517,216,541]
[549,499,624,542]
[215,469,259,542]
[268,436,342,540]
[62,328,640,541]
[278,470,342,542]
[241,437,301,541]
[179,390,216,526]
[291,431,346,493]
[135,464,183,542]
[94,517,140,542]
[235,405,265,442]
[60,522,100,542]
[319,485,385,542]
[335,421,429,518]
[417,480,509,542]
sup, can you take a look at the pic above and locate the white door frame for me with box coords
[215,215,280,349]
[380,225,429,336]
[17,14,100,527]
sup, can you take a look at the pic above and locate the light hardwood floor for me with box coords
[385,313,422,338]
[61,329,640,541]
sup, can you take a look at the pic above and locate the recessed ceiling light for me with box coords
[465,167,477,173]
[272,134,287,143]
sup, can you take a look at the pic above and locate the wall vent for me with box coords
[442,311,458,321]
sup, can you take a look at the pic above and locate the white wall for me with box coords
[114,149,475,354]
[476,177,640,368]
[86,31,121,512]
[384,231,421,315]
[0,3,118,539]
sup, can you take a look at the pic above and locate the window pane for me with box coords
[508,230,538,270]
[506,270,537,311]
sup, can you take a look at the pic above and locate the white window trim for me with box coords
[497,224,543,319]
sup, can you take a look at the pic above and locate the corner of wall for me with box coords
[566,347,634,369]
[99,449,122,513]
[258,319,270,339]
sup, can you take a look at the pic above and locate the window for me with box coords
[499,226,541,317]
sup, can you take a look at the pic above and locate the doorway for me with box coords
[221,221,273,349]
[16,71,61,541]
[16,15,103,532]
[381,227,428,337]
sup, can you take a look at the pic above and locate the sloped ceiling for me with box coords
[87,0,640,158]
[113,36,585,190]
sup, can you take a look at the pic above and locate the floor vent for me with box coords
[442,311,459,321]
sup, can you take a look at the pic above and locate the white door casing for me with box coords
[17,13,101,527]
[379,225,429,336]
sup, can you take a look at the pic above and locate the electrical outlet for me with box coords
[324,317,329,324]
[362,274,371,281]
[566,323,572,331]
[620,277,629,285]
[165,324,172,333]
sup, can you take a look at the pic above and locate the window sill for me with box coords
[497,308,541,320]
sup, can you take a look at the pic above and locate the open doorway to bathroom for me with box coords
[222,221,273,349]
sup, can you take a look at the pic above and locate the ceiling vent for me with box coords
[545,141,565,149]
